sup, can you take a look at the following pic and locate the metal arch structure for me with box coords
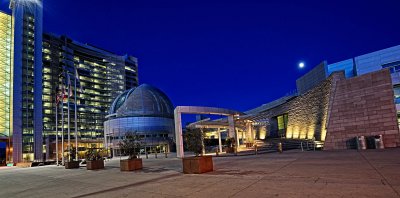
[174,106,242,158]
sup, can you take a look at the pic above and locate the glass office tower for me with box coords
[0,11,13,165]
[10,0,43,163]
[42,34,138,160]
[0,0,139,164]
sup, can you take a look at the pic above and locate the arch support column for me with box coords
[174,110,184,158]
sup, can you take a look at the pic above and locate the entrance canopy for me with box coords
[174,106,242,158]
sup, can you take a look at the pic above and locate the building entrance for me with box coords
[0,142,6,166]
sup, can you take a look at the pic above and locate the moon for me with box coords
[299,62,305,69]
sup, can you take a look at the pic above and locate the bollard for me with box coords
[278,142,283,153]
[301,142,303,151]
[165,151,168,158]
[145,151,148,159]
[155,152,157,158]
[378,135,385,149]
[255,144,258,155]
[357,136,367,150]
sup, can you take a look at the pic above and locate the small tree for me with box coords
[184,128,204,157]
[85,148,103,161]
[68,145,76,161]
[119,131,142,159]
[24,154,31,162]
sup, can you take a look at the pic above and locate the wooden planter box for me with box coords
[182,156,213,174]
[16,162,32,168]
[120,158,143,171]
[87,160,104,170]
[65,161,80,169]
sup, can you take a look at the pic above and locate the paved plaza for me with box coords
[1,149,400,198]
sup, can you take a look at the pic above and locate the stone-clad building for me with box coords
[253,69,399,149]
[183,46,400,151]
[189,69,400,150]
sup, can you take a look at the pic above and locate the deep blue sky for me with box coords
[2,0,400,112]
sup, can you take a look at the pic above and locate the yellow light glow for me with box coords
[259,126,266,140]
[0,12,13,139]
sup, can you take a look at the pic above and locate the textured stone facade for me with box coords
[285,75,332,141]
[259,69,400,149]
[324,69,400,149]
[261,73,335,141]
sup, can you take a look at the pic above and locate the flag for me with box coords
[55,87,60,105]
[74,67,84,93]
[56,84,68,105]
[67,74,73,97]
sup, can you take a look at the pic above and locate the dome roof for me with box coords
[109,84,174,118]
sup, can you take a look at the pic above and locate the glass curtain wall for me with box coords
[0,12,12,165]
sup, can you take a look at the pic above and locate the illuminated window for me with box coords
[277,114,288,130]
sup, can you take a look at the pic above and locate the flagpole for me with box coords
[61,81,65,166]
[67,74,71,162]
[74,71,78,161]
[55,94,59,166]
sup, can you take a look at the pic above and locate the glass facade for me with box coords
[105,117,174,154]
[124,56,138,90]
[41,34,138,160]
[277,114,288,138]
[1,1,138,163]
[21,12,36,161]
[11,0,44,163]
[105,84,175,155]
[382,61,400,104]
[327,59,356,78]
[0,11,12,165]
[394,85,400,104]
[0,12,12,140]
[277,114,288,130]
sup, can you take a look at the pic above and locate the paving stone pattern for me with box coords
[1,150,400,198]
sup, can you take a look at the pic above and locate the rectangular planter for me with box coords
[65,161,80,169]
[182,156,213,174]
[87,160,104,170]
[120,158,143,171]
[16,162,32,168]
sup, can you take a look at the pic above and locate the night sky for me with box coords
[2,0,400,113]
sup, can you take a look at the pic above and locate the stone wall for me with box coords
[261,73,336,141]
[285,74,333,140]
[324,69,400,149]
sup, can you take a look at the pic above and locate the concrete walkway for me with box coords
[1,149,400,198]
